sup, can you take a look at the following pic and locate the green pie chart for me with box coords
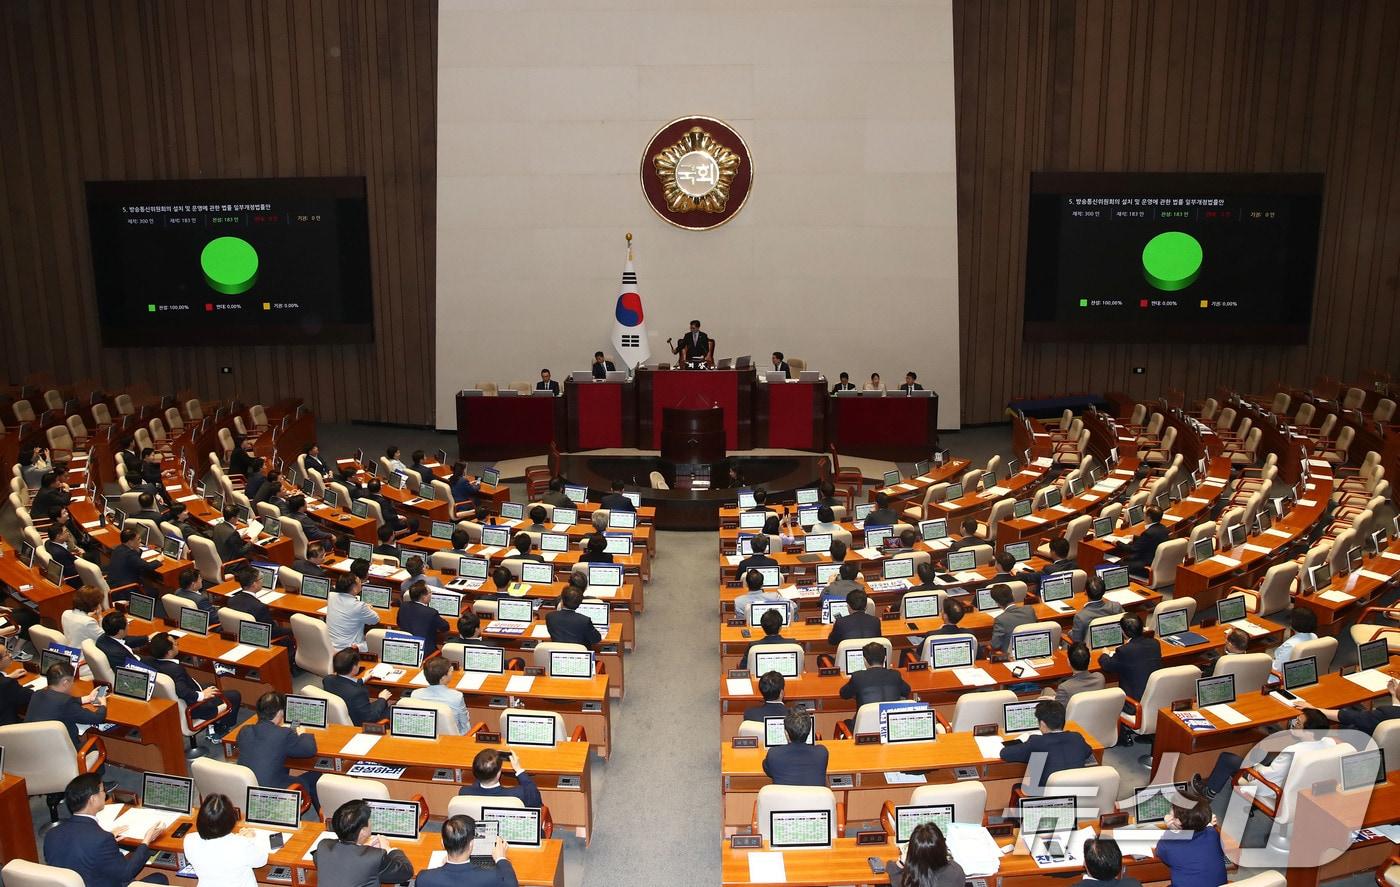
[200,236,259,295]
[1142,231,1202,292]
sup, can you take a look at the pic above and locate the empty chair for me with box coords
[1148,598,1197,634]
[1144,538,1188,591]
[317,773,394,813]
[1281,636,1338,674]
[905,782,987,825]
[950,689,1017,733]
[289,613,334,676]
[1376,398,1396,424]
[501,709,581,744]
[0,721,104,823]
[301,684,355,727]
[1064,688,1126,749]
[1,860,86,887]
[1211,653,1273,695]
[649,471,669,490]
[755,784,842,842]
[1044,765,1120,819]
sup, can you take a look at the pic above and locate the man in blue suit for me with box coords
[322,648,392,726]
[26,660,106,750]
[998,699,1093,794]
[1098,613,1162,704]
[144,632,242,739]
[459,748,542,807]
[236,691,321,812]
[397,579,450,655]
[44,773,168,886]
[95,611,148,676]
[762,709,829,786]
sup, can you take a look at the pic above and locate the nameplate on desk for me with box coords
[854,732,882,745]
[345,761,406,780]
[987,823,1015,838]
[524,666,546,676]
[1100,812,1130,829]
[804,616,822,626]
[855,829,888,846]
[727,669,750,680]
[1171,699,1192,712]
[732,736,759,749]
[818,666,840,677]
[362,722,386,735]
[881,612,901,621]
[906,661,929,672]
[730,834,763,850]
[973,724,998,737]
[475,731,502,743]
[726,618,745,627]
[829,774,854,788]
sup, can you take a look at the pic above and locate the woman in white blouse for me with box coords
[862,372,886,392]
[183,793,270,887]
[60,586,104,648]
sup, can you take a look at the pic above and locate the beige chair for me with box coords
[397,700,464,736]
[0,721,105,823]
[1282,636,1338,674]
[748,642,806,677]
[1043,765,1119,815]
[1148,598,1197,635]
[153,671,231,753]
[114,393,135,416]
[290,613,334,676]
[834,637,892,675]
[1341,387,1367,411]
[80,638,116,687]
[756,784,841,843]
[531,641,589,671]
[1375,398,1396,424]
[1244,745,1348,854]
[1037,515,1090,560]
[185,398,205,421]
[302,684,355,726]
[279,513,310,559]
[1064,687,1127,749]
[900,590,944,621]
[161,593,196,624]
[164,406,185,432]
[736,719,765,740]
[977,498,1014,538]
[191,757,258,804]
[950,689,1017,733]
[217,606,253,639]
[448,794,524,823]
[1238,563,1297,616]
[1121,665,1200,739]
[46,424,74,454]
[501,709,580,744]
[1144,538,1188,591]
[1212,653,1273,695]
[1319,425,1355,463]
[1372,721,1400,773]
[1,860,85,886]
[317,773,393,813]
[904,783,987,825]
[28,623,65,655]
[277,565,304,592]
[649,471,669,490]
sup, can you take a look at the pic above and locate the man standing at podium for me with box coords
[668,319,710,365]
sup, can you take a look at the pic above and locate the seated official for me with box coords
[284,494,333,544]
[460,748,542,806]
[45,774,168,887]
[509,533,544,564]
[1098,614,1161,704]
[292,542,332,579]
[863,373,885,392]
[364,479,407,535]
[525,505,550,533]
[485,566,516,600]
[1069,577,1122,643]
[1190,708,1335,800]
[591,351,617,379]
[762,709,828,786]
[17,445,51,489]
[251,469,286,509]
[579,534,614,564]
[417,814,518,887]
[770,351,792,379]
[1116,506,1168,575]
[898,371,924,393]
[988,584,1037,654]
[546,585,601,648]
[171,567,218,622]
[535,368,561,395]
[810,505,842,536]
[999,700,1093,794]
[929,598,981,659]
[95,611,149,676]
[229,437,257,476]
[226,566,293,642]
[740,609,790,670]
[398,580,450,654]
[839,642,911,707]
[130,490,164,525]
[410,657,469,734]
[1040,642,1105,706]
[448,612,496,648]
[409,449,436,485]
[816,480,843,510]
[990,549,1033,583]
[827,589,880,645]
[145,632,242,740]
[107,526,161,598]
[908,562,941,591]
[1271,608,1319,672]
[31,468,73,522]
[1313,677,1400,735]
[820,562,863,603]
[237,691,321,811]
[743,670,789,724]
[27,660,106,750]
[828,538,852,562]
[313,799,416,885]
[600,479,634,511]
[445,528,474,557]
[734,569,795,624]
[61,586,105,648]
[764,514,796,549]
[372,525,400,559]
[541,477,572,508]
[736,533,778,573]
[1075,838,1143,887]
[1202,629,1251,677]
[302,442,330,477]
[45,523,82,587]
[1040,535,1076,575]
[1156,798,1228,887]
[448,462,481,514]
[245,459,269,500]
[182,792,270,886]
[831,372,856,393]
[887,821,965,887]
[327,572,379,652]
[162,502,201,539]
[384,446,408,476]
[0,644,35,726]
[865,492,900,528]
[946,518,986,551]
[747,488,771,513]
[323,648,391,726]
[400,556,445,595]
[211,505,253,562]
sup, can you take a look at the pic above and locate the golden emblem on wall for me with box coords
[640,116,753,230]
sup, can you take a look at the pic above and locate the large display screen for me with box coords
[1024,172,1323,343]
[85,177,373,346]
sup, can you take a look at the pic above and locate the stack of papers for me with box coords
[1242,543,1272,555]
[1177,711,1215,731]
[505,675,535,693]
[726,678,756,696]
[1229,620,1272,637]
[1203,703,1249,725]
[856,547,882,559]
[1318,590,1356,604]
[974,735,1008,758]
[1358,569,1392,583]
[222,644,256,662]
[456,672,488,691]
[1209,555,1242,568]
[1106,826,1166,856]
[1343,669,1394,692]
[954,667,995,687]
[946,823,1004,876]
[255,590,284,604]
[1104,589,1145,605]
[366,662,404,681]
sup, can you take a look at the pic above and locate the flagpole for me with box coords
[626,231,633,261]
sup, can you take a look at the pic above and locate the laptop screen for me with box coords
[603,534,633,555]
[521,562,554,585]
[1359,639,1389,672]
[919,519,948,541]
[1043,488,1062,509]
[551,508,577,527]
[1004,541,1031,563]
[894,804,953,844]
[390,705,438,739]
[588,564,623,587]
[142,773,193,815]
[179,607,210,636]
[1132,783,1188,823]
[764,715,815,747]
[883,558,915,580]
[429,591,464,617]
[946,550,977,572]
[769,810,832,849]
[1003,700,1041,734]
[481,467,501,487]
[1010,629,1053,661]
[1341,748,1386,791]
[927,638,974,669]
[815,563,842,584]
[945,483,964,500]
[458,557,489,580]
[113,666,154,701]
[1039,572,1073,603]
[804,533,832,553]
[548,650,593,678]
[1088,620,1124,650]
[576,600,610,629]
[1098,565,1130,590]
[500,502,524,520]
[459,645,504,674]
[903,592,941,620]
[505,713,557,747]
[382,636,425,667]
[1092,516,1113,538]
[1216,595,1247,624]
[882,470,902,487]
[1018,796,1076,840]
[1192,537,1214,562]
[283,694,328,729]
[886,708,936,743]
[430,520,454,540]
[127,591,156,623]
[300,575,331,600]
[1126,503,1145,525]
[796,488,819,505]
[1283,656,1319,691]
[245,787,302,829]
[609,509,637,529]
[737,490,757,509]
[347,540,374,562]
[865,526,893,549]
[749,601,790,627]
[752,650,799,678]
[756,566,781,588]
[821,600,850,624]
[239,620,272,649]
[367,799,421,840]
[481,807,541,847]
[361,584,392,610]
[855,503,876,522]
[496,599,532,623]
[1156,608,1189,636]
[480,526,511,547]
[739,511,766,530]
[564,484,587,504]
[1196,674,1236,707]
[1013,499,1033,518]
[540,532,568,553]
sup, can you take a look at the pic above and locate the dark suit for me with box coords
[772,361,791,379]
[31,486,71,521]
[1099,636,1163,703]
[26,686,106,748]
[600,492,634,512]
[43,814,157,887]
[246,472,269,500]
[827,611,880,646]
[831,382,856,393]
[0,672,34,726]
[579,551,613,564]
[45,540,80,580]
[371,494,405,533]
[534,380,561,395]
[148,657,241,731]
[838,666,911,707]
[541,491,573,508]
[211,521,251,561]
[591,360,617,379]
[545,609,601,648]
[866,507,900,527]
[235,717,321,806]
[227,589,272,624]
[762,742,829,786]
[947,534,987,552]
[740,634,790,670]
[96,634,145,675]
[310,839,415,887]
[229,449,255,477]
[742,700,788,724]
[252,482,285,509]
[1041,558,1077,576]
[322,674,389,726]
[999,730,1094,793]
[737,554,778,573]
[398,599,449,654]
[418,860,519,887]
[1122,522,1169,572]
[304,455,329,476]
[458,772,542,808]
[1337,704,1400,736]
[677,329,710,361]
[118,449,142,475]
[899,383,925,392]
[293,511,332,542]
[292,558,325,578]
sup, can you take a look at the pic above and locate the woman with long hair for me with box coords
[888,821,966,887]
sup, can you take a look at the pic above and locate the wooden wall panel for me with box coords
[0,0,437,424]
[953,0,1400,425]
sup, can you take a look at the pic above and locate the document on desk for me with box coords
[426,850,448,869]
[1368,824,1400,843]
[1204,703,1250,725]
[857,547,882,559]
[1008,661,1040,678]
[1318,590,1356,604]
[1358,569,1393,583]
[221,644,257,662]
[1209,555,1242,568]
[1047,504,1075,515]
[1242,543,1272,555]
[255,590,284,604]
[1161,514,1182,523]
[725,554,742,566]
[456,671,488,691]
[1229,620,1272,637]
[302,835,336,860]
[1185,496,1211,505]
[94,803,126,831]
[726,678,756,696]
[884,771,928,785]
[1091,480,1125,493]
[1383,551,1400,562]
[409,669,430,686]
[1343,669,1394,692]
[954,667,995,687]
[747,851,787,883]
[589,586,617,599]
[1264,528,1292,539]
[1106,826,1166,856]
[247,828,294,852]
[541,552,559,562]
[531,624,552,638]
[477,546,501,558]
[1021,515,1047,525]
[176,493,201,503]
[946,823,1003,876]
[974,734,1008,759]
[1032,457,1053,468]
[506,675,536,694]
[1104,589,1146,605]
[340,733,383,756]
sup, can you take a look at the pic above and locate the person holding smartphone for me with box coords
[182,793,270,887]
[416,814,516,887]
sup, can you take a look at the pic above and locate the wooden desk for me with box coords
[996,464,1140,551]
[827,393,939,463]
[924,465,1051,525]
[1284,772,1400,887]
[1290,543,1400,636]
[126,615,294,695]
[755,381,827,450]
[72,679,190,776]
[866,459,970,511]
[143,816,564,886]
[222,722,596,843]
[564,377,636,450]
[0,773,38,866]
[456,392,566,462]
[637,367,755,451]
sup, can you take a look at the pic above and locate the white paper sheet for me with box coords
[1209,555,1242,568]
[1358,569,1392,582]
[339,733,383,756]
[222,644,256,662]
[427,850,448,869]
[974,734,1008,759]
[505,675,535,693]
[1104,590,1145,605]
[1231,620,1272,637]
[857,547,882,559]
[1204,703,1250,725]
[1242,544,1272,554]
[747,851,787,883]
[726,678,756,696]
[954,667,995,687]
[1318,590,1356,604]
[456,672,488,691]
[1343,669,1394,692]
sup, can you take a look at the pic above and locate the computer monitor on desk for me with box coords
[283,694,328,729]
[919,519,948,542]
[367,799,421,841]
[481,807,542,847]
[245,787,302,830]
[390,705,438,740]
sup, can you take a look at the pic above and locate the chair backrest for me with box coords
[502,709,569,743]
[1372,720,1400,774]
[190,756,256,803]
[649,471,668,490]
[905,782,988,825]
[115,393,135,416]
[835,638,892,676]
[290,613,334,676]
[1043,765,1120,817]
[756,784,837,844]
[1275,746,1347,826]
[1225,873,1286,887]
[185,398,204,420]
[91,402,112,426]
[1147,538,1189,589]
[187,535,224,585]
[748,642,806,677]
[951,689,1017,733]
[1064,687,1126,748]
[0,722,81,794]
[1135,665,1202,734]
[1199,398,1218,422]
[1188,521,1217,547]
[1212,653,1273,695]
[1375,398,1396,423]
[318,773,390,815]
[278,565,305,592]
[1287,636,1338,674]
[1129,403,1147,426]
[531,641,589,669]
[12,400,35,423]
[47,424,73,452]
[1010,621,1062,654]
[736,719,765,739]
[80,638,116,686]
[1,860,86,887]
[164,406,185,431]
[397,700,463,736]
[1342,387,1367,410]
[217,606,253,638]
[28,623,65,654]
[448,793,523,821]
[1149,597,1197,635]
[1269,392,1291,415]
[302,684,354,726]
[162,593,195,623]
[279,514,309,559]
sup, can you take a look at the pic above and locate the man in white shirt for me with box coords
[1190,707,1335,799]
[1271,608,1319,672]
[326,573,379,651]
[733,569,795,624]
[410,656,468,734]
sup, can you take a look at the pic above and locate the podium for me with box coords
[661,406,726,469]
